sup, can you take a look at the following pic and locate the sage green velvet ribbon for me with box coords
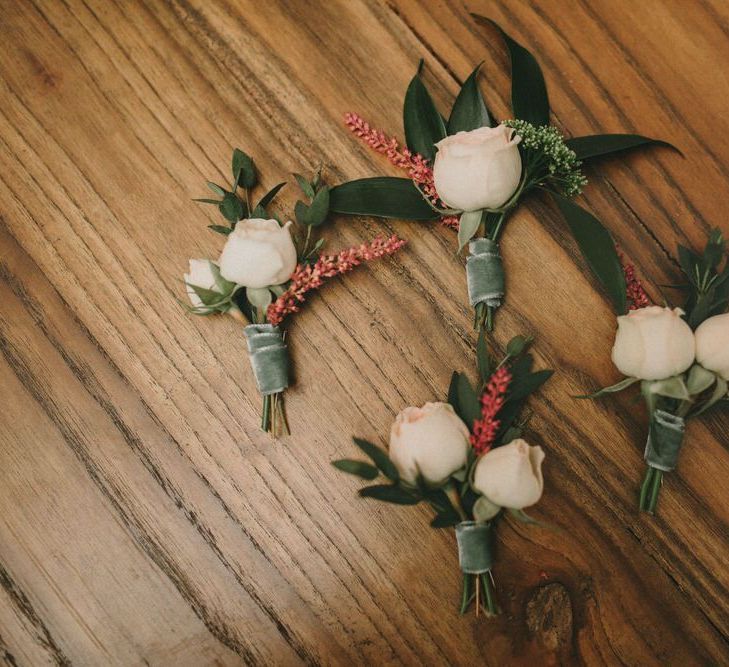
[644,409,685,472]
[466,238,505,308]
[455,521,494,574]
[243,324,289,396]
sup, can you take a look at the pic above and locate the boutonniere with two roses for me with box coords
[333,335,552,616]
[581,230,729,513]
[182,149,405,436]
[329,16,673,331]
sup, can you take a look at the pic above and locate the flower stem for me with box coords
[261,394,270,432]
[638,466,655,510]
[486,306,495,331]
[639,466,664,513]
[459,573,473,614]
[480,572,498,617]
[458,572,499,616]
[647,469,663,514]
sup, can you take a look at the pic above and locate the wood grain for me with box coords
[0,0,727,664]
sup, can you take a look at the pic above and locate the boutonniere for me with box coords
[183,149,405,436]
[329,17,673,331]
[581,230,729,513]
[333,335,552,616]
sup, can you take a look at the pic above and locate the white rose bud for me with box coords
[185,259,222,311]
[611,306,695,381]
[389,402,470,485]
[219,218,297,288]
[472,439,545,509]
[695,312,729,380]
[432,125,522,212]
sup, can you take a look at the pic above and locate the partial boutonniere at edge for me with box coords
[333,335,552,616]
[182,148,405,436]
[329,16,674,331]
[580,230,729,513]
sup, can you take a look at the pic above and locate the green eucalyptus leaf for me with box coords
[506,334,531,358]
[576,376,640,399]
[186,283,227,308]
[678,245,699,286]
[566,134,676,161]
[703,228,725,271]
[331,459,379,480]
[257,182,287,209]
[294,200,309,226]
[304,186,330,226]
[208,225,232,236]
[251,205,267,218]
[294,173,315,198]
[508,369,553,403]
[353,437,399,481]
[447,63,491,133]
[686,364,716,395]
[447,371,460,412]
[194,198,222,205]
[232,149,256,188]
[457,373,481,427]
[330,177,439,220]
[359,484,420,505]
[553,193,627,315]
[458,210,482,251]
[403,67,447,160]
[207,182,226,196]
[500,426,523,443]
[473,15,549,126]
[219,193,244,223]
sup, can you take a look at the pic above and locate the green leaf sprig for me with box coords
[330,17,677,326]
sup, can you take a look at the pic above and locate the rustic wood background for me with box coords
[1,0,727,664]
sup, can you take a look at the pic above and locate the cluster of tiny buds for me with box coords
[504,119,587,197]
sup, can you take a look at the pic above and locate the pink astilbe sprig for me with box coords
[266,235,407,326]
[344,112,459,230]
[618,251,651,310]
[470,366,512,455]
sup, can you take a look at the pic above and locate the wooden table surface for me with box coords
[1,0,728,664]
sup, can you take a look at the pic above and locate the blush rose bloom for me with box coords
[185,259,222,311]
[219,218,297,288]
[472,439,545,509]
[695,312,729,380]
[389,402,470,485]
[611,306,695,381]
[432,125,522,212]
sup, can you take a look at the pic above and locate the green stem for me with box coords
[480,572,499,617]
[261,394,270,432]
[488,211,508,242]
[303,225,312,258]
[638,466,655,511]
[486,306,494,332]
[278,394,290,436]
[647,469,663,514]
[459,573,472,614]
[271,393,278,437]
